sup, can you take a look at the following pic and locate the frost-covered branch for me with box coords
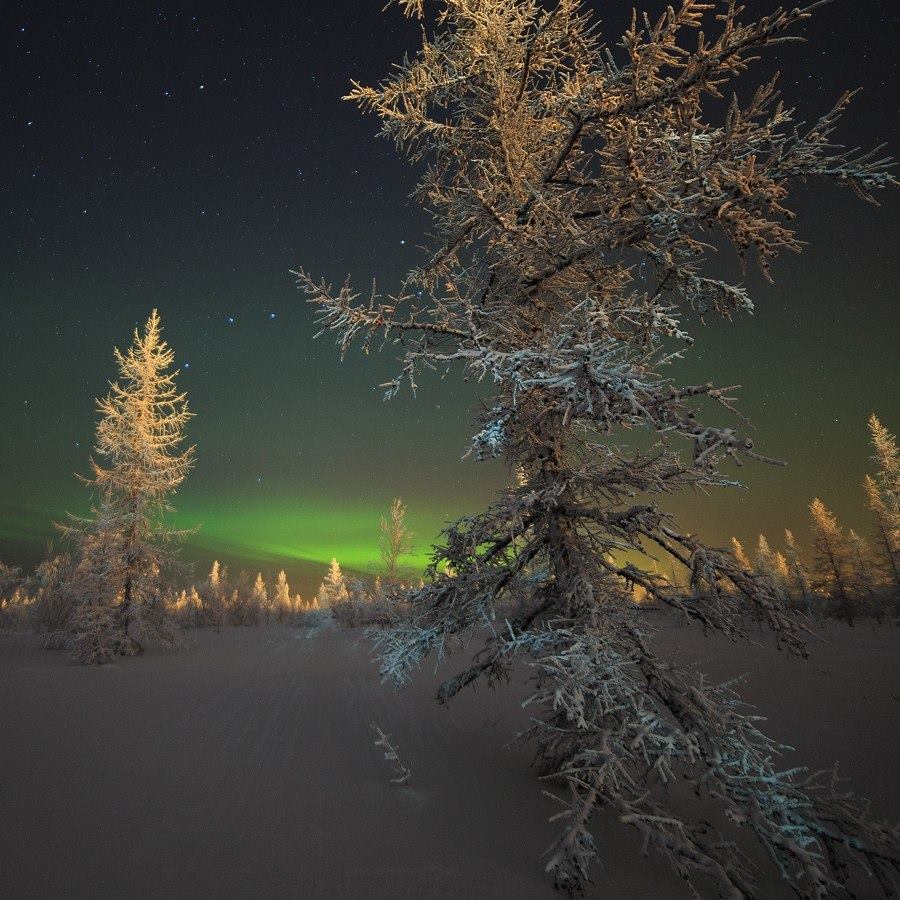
[298,0,898,893]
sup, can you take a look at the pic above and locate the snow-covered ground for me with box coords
[0,617,896,898]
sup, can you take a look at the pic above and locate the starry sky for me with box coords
[1,1,897,595]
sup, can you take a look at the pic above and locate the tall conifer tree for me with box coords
[297,1,898,892]
[61,310,194,661]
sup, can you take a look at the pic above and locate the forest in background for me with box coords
[2,1,899,896]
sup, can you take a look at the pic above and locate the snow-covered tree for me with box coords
[209,560,223,593]
[227,570,260,626]
[864,414,900,593]
[297,1,898,894]
[379,498,414,585]
[773,549,790,584]
[252,572,272,624]
[783,528,812,612]
[809,498,857,624]
[847,528,878,606]
[194,560,228,629]
[730,537,752,572]
[273,569,292,621]
[316,557,349,608]
[30,552,77,634]
[0,562,26,629]
[0,562,21,599]
[59,310,194,661]
[754,534,776,577]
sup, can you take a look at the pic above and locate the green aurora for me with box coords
[1,0,897,597]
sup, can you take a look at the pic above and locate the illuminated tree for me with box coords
[0,562,25,629]
[252,572,272,624]
[30,552,77,634]
[297,0,898,893]
[274,569,292,621]
[194,560,228,629]
[864,414,900,592]
[317,557,349,608]
[0,562,21,598]
[809,498,856,623]
[754,533,776,577]
[60,310,194,661]
[379,498,414,585]
[773,547,790,586]
[730,537,752,572]
[209,560,223,593]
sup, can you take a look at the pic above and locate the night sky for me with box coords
[1,1,898,595]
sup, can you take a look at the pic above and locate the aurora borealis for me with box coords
[1,2,898,595]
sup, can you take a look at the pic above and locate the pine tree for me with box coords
[379,498,414,585]
[297,1,898,894]
[59,310,194,661]
[316,558,349,608]
[809,498,855,624]
[865,414,900,593]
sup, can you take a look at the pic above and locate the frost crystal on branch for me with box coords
[370,720,412,786]
[296,0,898,894]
